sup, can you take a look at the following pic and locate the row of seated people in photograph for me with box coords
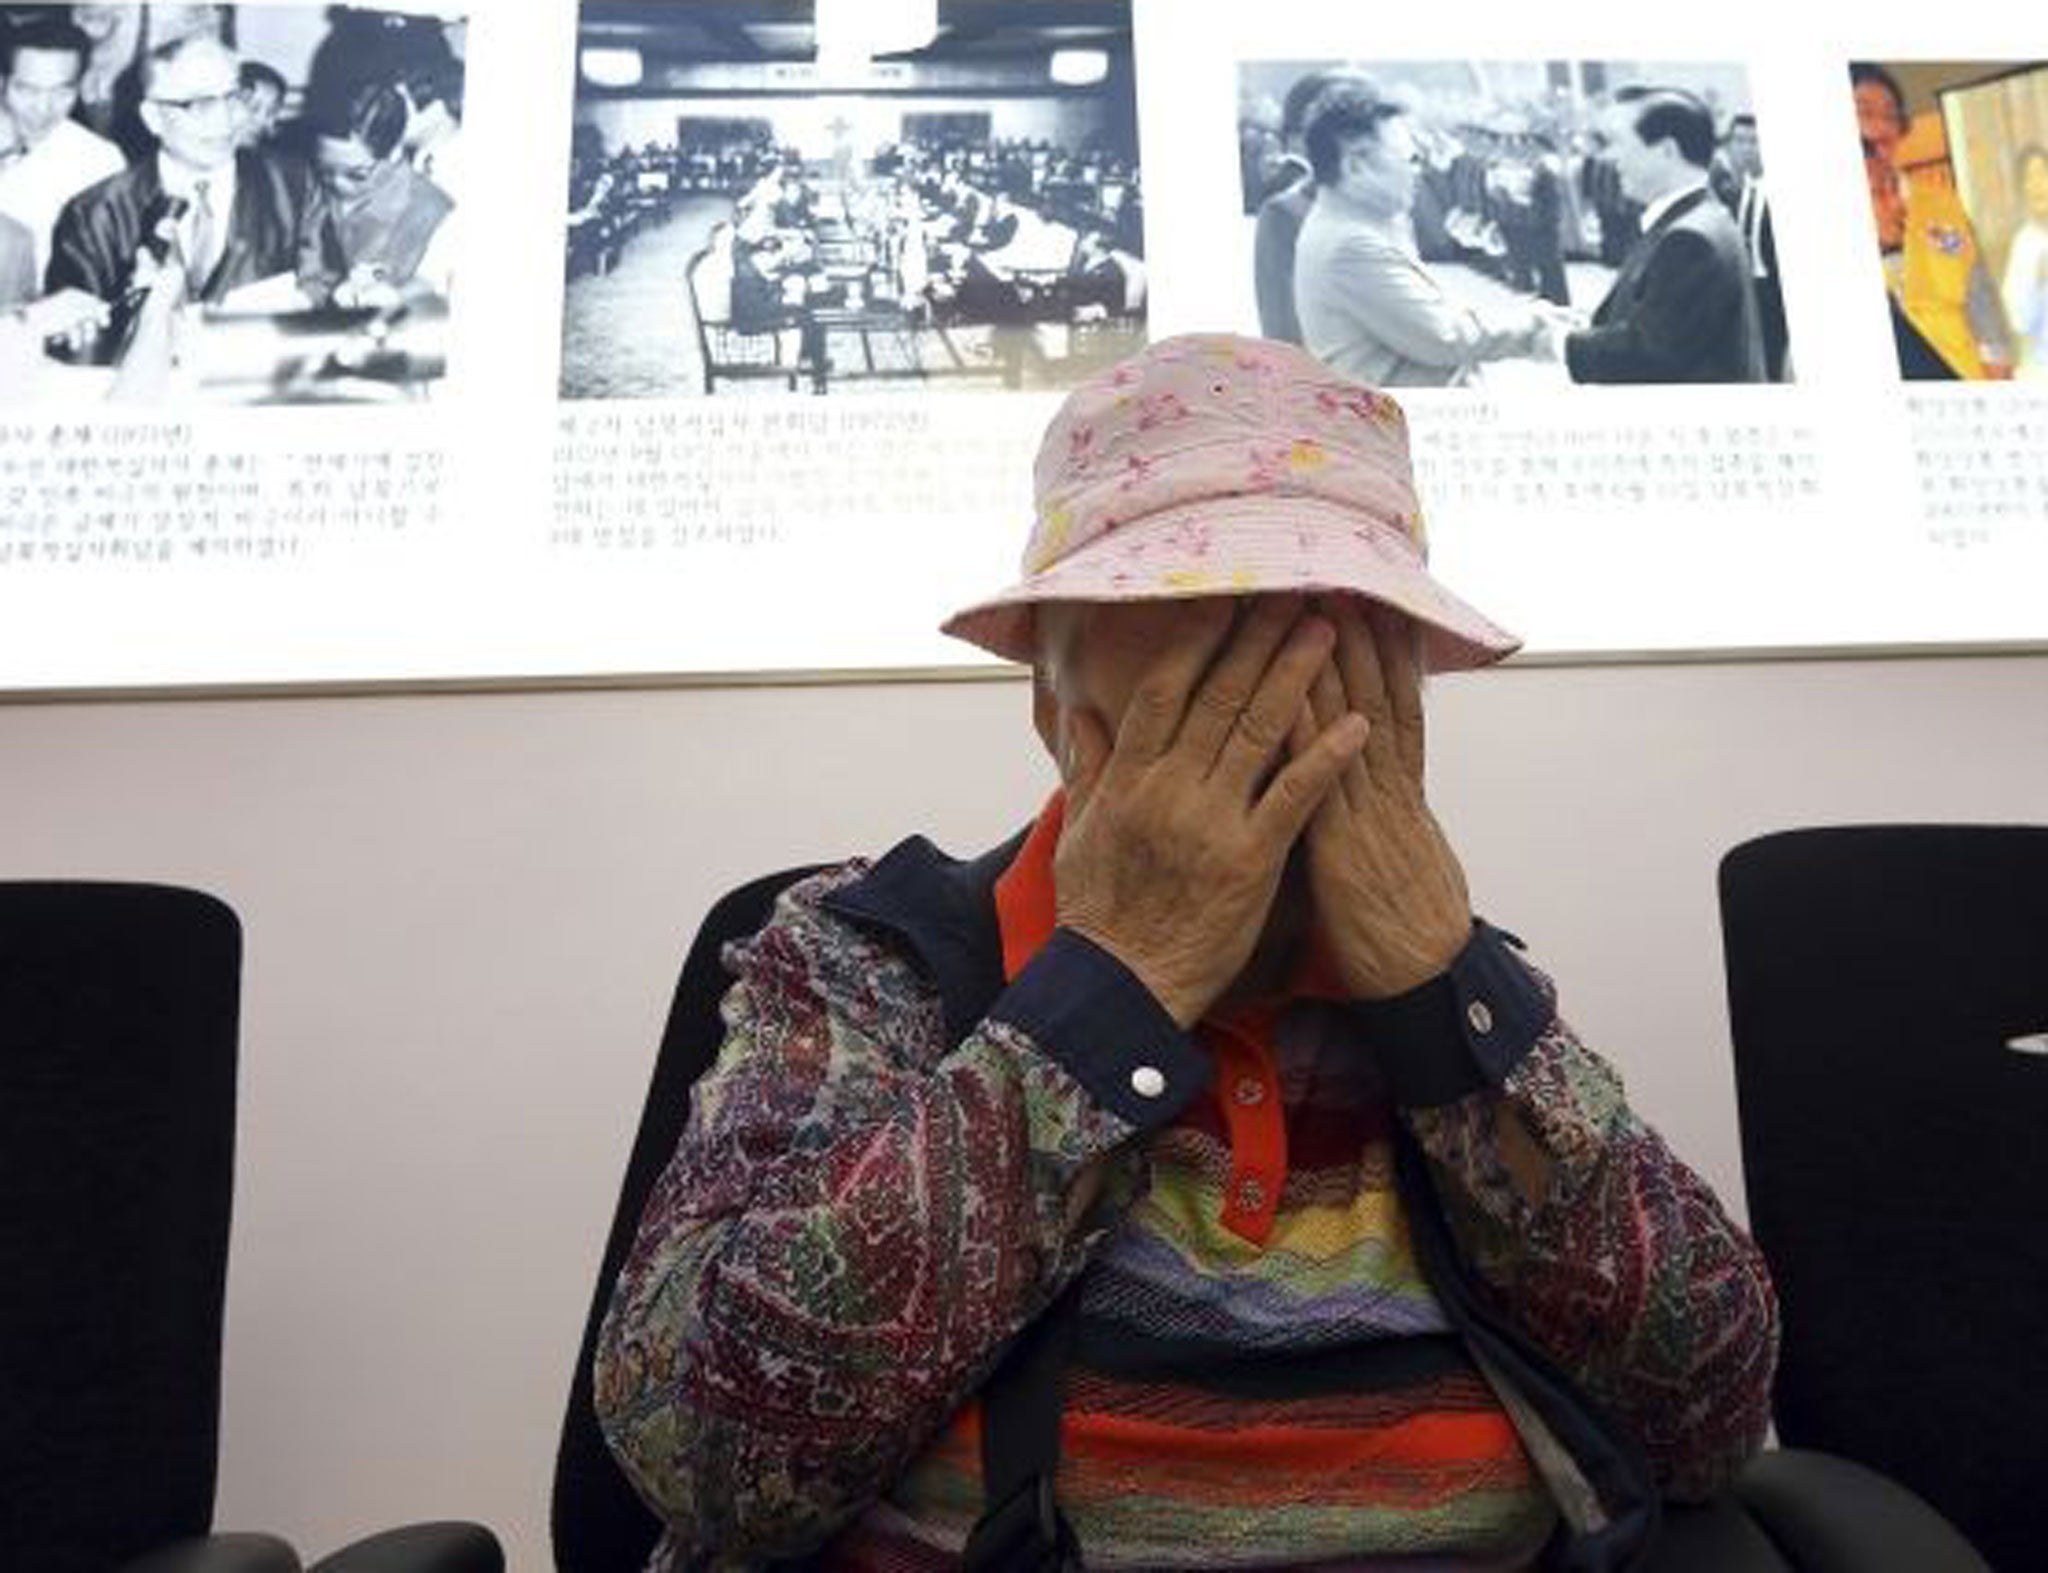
[1,8,461,391]
[880,134,1144,257]
[628,131,1141,226]
[561,124,1143,285]
[562,136,737,278]
[709,155,1141,340]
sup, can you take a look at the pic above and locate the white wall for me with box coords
[3,652,2044,1567]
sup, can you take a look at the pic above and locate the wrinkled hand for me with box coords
[1054,597,1368,1028]
[1292,599,1472,999]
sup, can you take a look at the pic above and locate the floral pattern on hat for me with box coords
[943,333,1518,672]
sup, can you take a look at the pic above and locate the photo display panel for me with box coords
[0,1,2042,693]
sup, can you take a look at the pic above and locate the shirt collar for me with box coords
[992,792,1064,982]
[155,150,237,205]
[819,827,1021,1050]
[1314,186,1412,247]
[994,791,1310,1247]
[1640,177,1707,235]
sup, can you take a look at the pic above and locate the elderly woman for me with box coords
[590,334,1785,1572]
[297,77,453,309]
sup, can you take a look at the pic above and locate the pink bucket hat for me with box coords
[940,332,1520,672]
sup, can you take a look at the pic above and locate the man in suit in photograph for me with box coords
[46,31,300,363]
[1721,113,1788,380]
[1565,87,1765,384]
[1728,113,1794,380]
[1293,80,1551,387]
[1252,69,1360,345]
[0,15,126,279]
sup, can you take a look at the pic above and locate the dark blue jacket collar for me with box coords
[820,827,1028,1049]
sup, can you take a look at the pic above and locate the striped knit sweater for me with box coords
[595,805,1777,1569]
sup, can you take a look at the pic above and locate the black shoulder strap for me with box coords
[962,1286,1084,1573]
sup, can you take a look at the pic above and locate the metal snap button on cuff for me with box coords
[1130,1065,1167,1098]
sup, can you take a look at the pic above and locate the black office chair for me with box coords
[0,882,501,1573]
[1721,826,2048,1572]
[555,861,1990,1571]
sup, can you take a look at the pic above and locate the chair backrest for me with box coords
[1718,826,2048,1572]
[552,866,824,1573]
[0,882,243,1573]
[683,244,723,388]
[685,243,799,393]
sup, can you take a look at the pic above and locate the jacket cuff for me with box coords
[1349,920,1549,1109]
[987,928,1210,1131]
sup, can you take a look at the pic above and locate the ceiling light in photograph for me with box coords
[1049,48,1109,87]
[580,47,643,89]
[817,0,939,64]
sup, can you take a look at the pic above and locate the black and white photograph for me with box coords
[560,0,1145,399]
[1238,60,1790,389]
[0,3,464,406]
